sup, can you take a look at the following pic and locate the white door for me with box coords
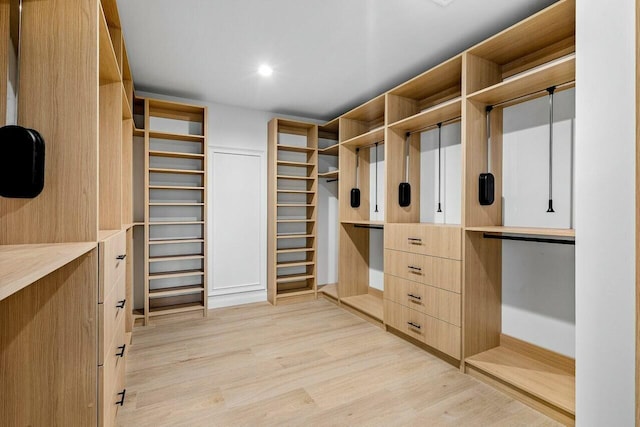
[209,148,265,297]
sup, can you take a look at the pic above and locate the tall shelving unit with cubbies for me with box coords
[134,97,208,324]
[267,119,318,305]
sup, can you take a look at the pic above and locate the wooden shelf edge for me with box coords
[465,226,575,238]
[0,242,97,302]
[387,97,462,132]
[340,293,384,322]
[341,126,385,148]
[148,302,205,317]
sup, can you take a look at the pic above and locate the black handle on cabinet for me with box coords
[407,237,422,244]
[116,299,126,309]
[116,344,126,358]
[116,254,126,260]
[407,293,422,301]
[407,321,421,330]
[116,389,126,406]
[408,265,422,272]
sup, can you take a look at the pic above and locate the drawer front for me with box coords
[98,353,126,427]
[384,249,461,293]
[98,274,126,365]
[384,275,461,326]
[384,299,427,343]
[99,231,127,302]
[385,223,461,260]
[385,300,461,359]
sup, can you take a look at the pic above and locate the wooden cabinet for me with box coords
[384,249,461,293]
[385,223,461,260]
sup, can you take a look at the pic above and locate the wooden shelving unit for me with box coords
[268,119,318,305]
[136,97,208,324]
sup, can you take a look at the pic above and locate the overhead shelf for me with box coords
[98,5,120,85]
[318,170,339,179]
[121,85,133,119]
[466,55,575,106]
[318,144,339,156]
[341,126,384,148]
[341,220,384,227]
[388,97,462,132]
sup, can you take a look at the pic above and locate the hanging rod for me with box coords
[489,80,574,109]
[406,116,462,136]
[482,233,574,245]
[354,224,384,230]
[326,178,338,183]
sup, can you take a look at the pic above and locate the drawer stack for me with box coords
[98,231,128,426]
[383,224,462,359]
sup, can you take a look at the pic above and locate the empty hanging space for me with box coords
[268,119,318,304]
[461,2,576,422]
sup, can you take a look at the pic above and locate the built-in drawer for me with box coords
[98,274,126,365]
[385,300,461,359]
[99,230,127,303]
[385,223,461,260]
[98,350,126,427]
[384,249,461,293]
[384,275,461,326]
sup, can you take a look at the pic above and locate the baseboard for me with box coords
[208,290,267,309]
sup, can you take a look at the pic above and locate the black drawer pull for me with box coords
[116,344,126,358]
[407,321,421,330]
[407,237,422,244]
[116,299,126,309]
[116,389,126,406]
[408,265,422,272]
[116,254,126,260]
[407,293,422,301]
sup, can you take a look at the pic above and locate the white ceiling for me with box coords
[117,0,557,121]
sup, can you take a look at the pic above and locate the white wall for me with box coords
[136,91,326,308]
[501,89,576,358]
[575,1,636,425]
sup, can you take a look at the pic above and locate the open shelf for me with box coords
[149,254,204,263]
[277,189,314,194]
[466,55,575,105]
[148,285,205,298]
[276,175,315,181]
[149,270,204,280]
[318,170,339,179]
[319,144,339,156]
[277,160,314,167]
[465,344,575,416]
[341,126,384,148]
[276,273,315,284]
[148,238,205,245]
[388,97,462,132]
[277,219,315,223]
[148,130,205,143]
[149,150,205,160]
[276,287,315,297]
[121,85,132,119]
[148,202,204,206]
[341,293,383,321]
[277,260,315,268]
[148,168,204,175]
[133,127,145,137]
[276,144,315,153]
[276,247,315,254]
[98,4,120,84]
[0,242,96,302]
[277,204,315,208]
[149,221,205,225]
[148,302,205,317]
[149,185,204,190]
[465,225,575,238]
[276,234,315,239]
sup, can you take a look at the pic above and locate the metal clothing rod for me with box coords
[482,233,574,245]
[354,224,384,230]
[407,116,461,136]
[490,80,574,109]
[326,178,338,183]
[547,86,555,213]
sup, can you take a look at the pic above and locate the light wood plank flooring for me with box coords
[117,299,560,426]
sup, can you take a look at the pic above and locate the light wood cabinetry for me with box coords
[131,97,209,323]
[301,0,576,423]
[0,0,135,424]
[268,119,319,304]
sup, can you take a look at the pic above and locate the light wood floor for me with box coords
[117,299,561,426]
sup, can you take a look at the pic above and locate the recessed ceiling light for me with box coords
[430,0,454,6]
[258,64,273,77]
